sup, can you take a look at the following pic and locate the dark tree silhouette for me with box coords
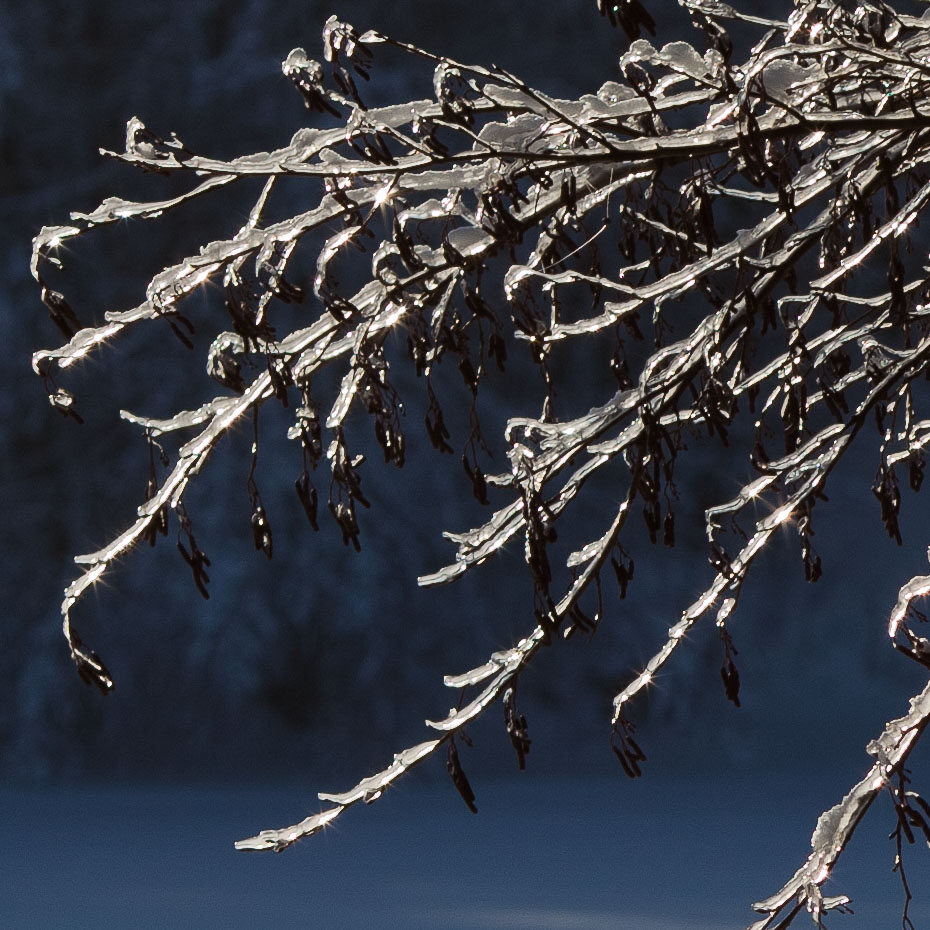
[30,0,930,925]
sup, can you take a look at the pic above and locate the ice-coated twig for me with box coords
[748,678,930,930]
[613,332,930,718]
[236,478,638,850]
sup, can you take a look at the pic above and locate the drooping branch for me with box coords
[749,676,930,930]
[236,467,641,851]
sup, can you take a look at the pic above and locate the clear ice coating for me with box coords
[443,226,492,260]
[749,680,930,929]
[30,4,930,924]
[234,739,441,851]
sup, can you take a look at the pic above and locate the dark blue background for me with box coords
[2,3,930,926]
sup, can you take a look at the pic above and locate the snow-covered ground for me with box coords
[3,770,926,930]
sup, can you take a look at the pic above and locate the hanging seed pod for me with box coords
[462,454,489,505]
[295,472,319,530]
[142,476,169,547]
[250,503,273,559]
[177,539,211,600]
[70,632,115,695]
[425,396,453,454]
[872,465,903,545]
[48,387,84,423]
[282,48,341,116]
[40,285,82,339]
[611,717,646,779]
[909,452,924,492]
[663,509,675,548]
[503,686,531,770]
[611,550,634,599]
[720,658,741,707]
[563,604,597,639]
[598,0,656,40]
[446,738,478,813]
[268,358,293,407]
[329,499,361,551]
[488,331,507,373]
[168,315,195,349]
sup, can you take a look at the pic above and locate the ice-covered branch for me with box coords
[749,677,930,930]
[31,6,930,923]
